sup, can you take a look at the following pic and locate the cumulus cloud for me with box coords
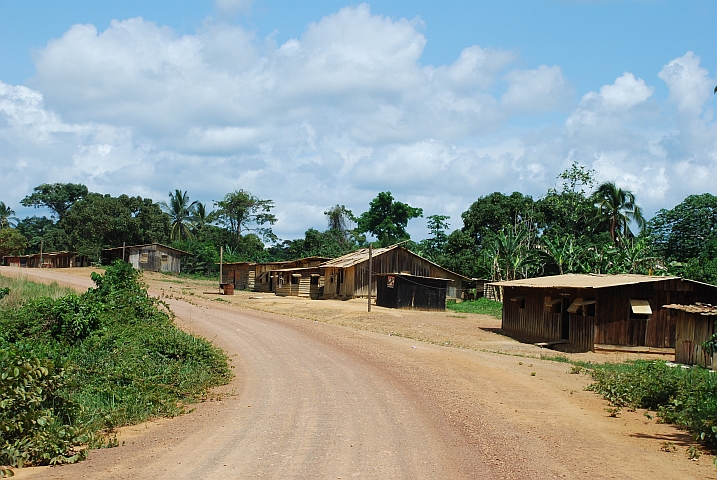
[2,5,716,240]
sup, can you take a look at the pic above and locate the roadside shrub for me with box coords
[0,262,231,474]
[0,343,89,469]
[588,361,717,449]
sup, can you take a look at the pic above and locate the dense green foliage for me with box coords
[446,298,503,318]
[356,191,423,247]
[0,262,231,471]
[587,361,717,449]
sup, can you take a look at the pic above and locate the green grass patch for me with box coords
[0,275,75,308]
[586,360,717,450]
[447,298,503,318]
[0,261,232,472]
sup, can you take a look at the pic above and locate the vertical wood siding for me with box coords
[675,311,717,368]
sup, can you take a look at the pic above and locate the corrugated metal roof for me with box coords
[320,246,394,268]
[103,243,191,255]
[663,303,717,315]
[489,274,682,289]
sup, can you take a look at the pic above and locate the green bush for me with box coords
[447,298,503,318]
[588,361,717,449]
[0,260,231,472]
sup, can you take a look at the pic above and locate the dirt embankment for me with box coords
[2,266,715,479]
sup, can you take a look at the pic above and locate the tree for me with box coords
[356,192,423,247]
[191,202,211,233]
[591,181,646,243]
[20,183,88,220]
[214,190,277,242]
[537,162,598,241]
[60,194,170,259]
[15,216,67,254]
[418,215,450,261]
[160,190,197,241]
[0,202,18,228]
[0,228,28,257]
[462,192,540,246]
[646,193,717,262]
[325,205,356,232]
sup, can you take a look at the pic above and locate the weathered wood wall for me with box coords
[675,311,717,368]
[325,248,466,300]
[502,279,717,352]
[375,275,448,311]
[129,245,181,273]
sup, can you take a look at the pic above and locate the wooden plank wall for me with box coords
[675,311,717,368]
[376,276,447,311]
[346,248,466,300]
[569,314,595,352]
[501,286,564,342]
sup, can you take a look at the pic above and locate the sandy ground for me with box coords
[2,266,716,479]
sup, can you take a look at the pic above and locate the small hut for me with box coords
[375,273,450,311]
[664,303,717,368]
[320,245,469,301]
[490,274,717,352]
[104,244,188,273]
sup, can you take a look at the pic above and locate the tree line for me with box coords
[0,162,716,285]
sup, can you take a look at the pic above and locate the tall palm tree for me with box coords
[0,202,18,229]
[160,190,197,241]
[591,181,646,243]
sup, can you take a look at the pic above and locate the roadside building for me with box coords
[221,257,330,293]
[2,251,90,268]
[375,273,451,311]
[490,274,717,352]
[320,245,470,302]
[663,303,717,368]
[103,243,189,274]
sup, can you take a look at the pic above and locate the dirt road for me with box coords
[3,266,716,479]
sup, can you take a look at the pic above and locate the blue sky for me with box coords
[1,1,716,241]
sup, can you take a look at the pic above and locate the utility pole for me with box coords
[39,239,43,268]
[219,245,223,294]
[367,244,372,312]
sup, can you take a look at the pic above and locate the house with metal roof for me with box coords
[103,243,190,273]
[490,274,717,352]
[320,245,470,302]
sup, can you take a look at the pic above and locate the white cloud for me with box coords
[2,6,717,240]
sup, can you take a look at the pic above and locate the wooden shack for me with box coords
[273,267,324,299]
[221,257,330,293]
[491,274,717,352]
[664,303,717,368]
[2,252,90,268]
[320,245,469,301]
[104,243,188,273]
[375,273,450,311]
[221,262,256,290]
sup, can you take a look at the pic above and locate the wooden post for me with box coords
[122,242,126,262]
[219,246,223,294]
[368,244,372,312]
[39,239,43,268]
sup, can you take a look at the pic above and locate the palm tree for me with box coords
[191,202,211,232]
[160,190,197,241]
[591,181,646,243]
[0,202,18,229]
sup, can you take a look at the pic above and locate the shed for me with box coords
[221,257,331,293]
[663,303,717,368]
[273,267,324,299]
[2,252,90,268]
[490,274,717,352]
[375,273,450,311]
[221,262,256,290]
[104,244,189,273]
[320,245,470,301]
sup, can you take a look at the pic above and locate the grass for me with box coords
[447,297,503,318]
[0,275,75,307]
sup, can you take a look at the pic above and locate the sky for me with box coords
[1,0,716,242]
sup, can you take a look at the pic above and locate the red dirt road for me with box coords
[3,266,716,479]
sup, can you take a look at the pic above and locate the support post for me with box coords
[368,244,372,312]
[122,241,126,262]
[219,246,223,294]
[39,239,43,268]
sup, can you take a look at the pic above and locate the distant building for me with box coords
[490,274,717,352]
[2,251,90,268]
[103,243,189,274]
[320,245,470,302]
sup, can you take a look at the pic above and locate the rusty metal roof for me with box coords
[320,246,395,268]
[663,303,717,315]
[489,274,683,289]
